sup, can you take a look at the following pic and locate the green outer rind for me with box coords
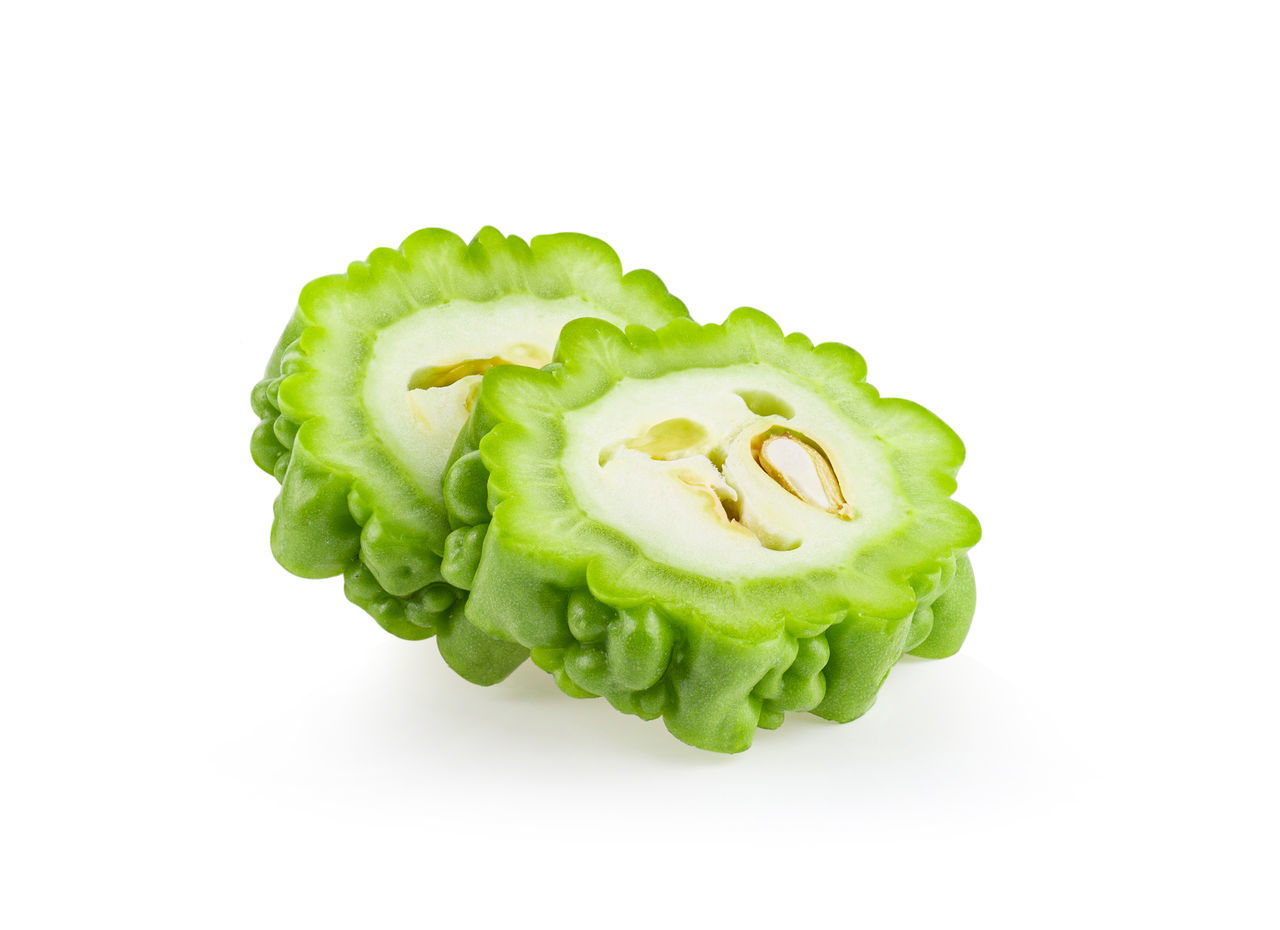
[250,227,688,684]
[908,551,977,659]
[442,310,980,751]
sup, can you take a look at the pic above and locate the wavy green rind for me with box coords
[250,227,688,683]
[442,309,980,751]
[908,552,976,659]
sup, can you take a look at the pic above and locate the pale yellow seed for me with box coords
[407,344,551,391]
[757,433,853,519]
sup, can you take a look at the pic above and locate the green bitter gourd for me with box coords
[441,309,979,751]
[250,227,688,683]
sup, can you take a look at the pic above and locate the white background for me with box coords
[3,2,1277,926]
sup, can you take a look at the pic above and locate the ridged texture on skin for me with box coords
[250,227,687,683]
[442,310,980,751]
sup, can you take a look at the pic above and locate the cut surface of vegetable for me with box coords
[442,310,979,751]
[250,226,687,682]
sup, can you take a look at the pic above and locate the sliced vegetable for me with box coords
[442,309,979,751]
[251,227,687,682]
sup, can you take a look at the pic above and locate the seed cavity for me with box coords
[754,429,853,519]
[735,389,794,420]
[672,467,754,539]
[600,415,850,550]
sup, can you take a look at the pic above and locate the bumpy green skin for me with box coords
[441,310,980,751]
[250,226,687,683]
